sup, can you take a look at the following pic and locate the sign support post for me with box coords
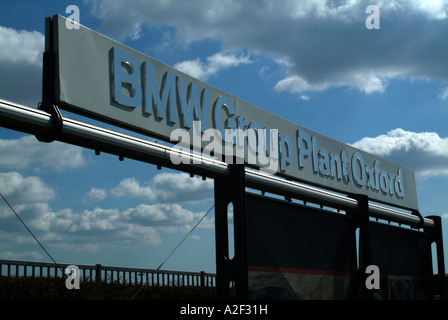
[425,216,446,299]
[214,164,248,299]
[36,16,63,143]
[348,194,374,300]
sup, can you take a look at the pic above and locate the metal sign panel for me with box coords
[369,222,434,299]
[48,15,418,210]
[246,193,436,300]
[246,194,355,300]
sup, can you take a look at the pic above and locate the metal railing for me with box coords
[0,259,215,287]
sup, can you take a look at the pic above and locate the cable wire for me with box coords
[131,203,215,300]
[157,204,215,271]
[0,191,59,266]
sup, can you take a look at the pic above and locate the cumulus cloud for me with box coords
[56,203,202,247]
[0,191,206,253]
[83,188,107,203]
[0,171,55,205]
[0,135,86,171]
[0,26,44,106]
[174,51,252,80]
[350,128,448,177]
[123,203,195,226]
[0,203,163,251]
[0,26,43,66]
[275,70,391,94]
[0,170,212,256]
[110,172,214,203]
[87,0,448,95]
[110,177,154,199]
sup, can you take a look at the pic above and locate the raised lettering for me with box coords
[111,47,142,108]
[352,152,366,186]
[213,96,235,139]
[177,78,210,130]
[142,61,177,122]
[394,168,405,198]
[318,148,330,176]
[379,170,389,194]
[297,129,311,168]
[341,150,350,182]
[329,152,342,180]
[279,133,293,172]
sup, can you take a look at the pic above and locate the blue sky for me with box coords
[0,0,447,274]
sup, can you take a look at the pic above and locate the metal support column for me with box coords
[349,194,374,300]
[214,164,248,300]
[36,16,63,143]
[425,215,446,299]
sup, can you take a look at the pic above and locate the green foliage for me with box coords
[0,276,217,300]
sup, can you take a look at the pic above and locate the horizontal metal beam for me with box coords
[0,98,434,229]
[245,169,358,211]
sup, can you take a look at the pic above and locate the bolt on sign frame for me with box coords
[0,15,444,300]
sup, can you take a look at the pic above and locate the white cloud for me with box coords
[439,87,448,100]
[274,75,329,94]
[111,172,214,203]
[150,172,214,202]
[350,128,448,177]
[0,170,211,255]
[0,26,43,66]
[110,177,154,199]
[83,188,107,203]
[413,0,448,20]
[87,0,448,95]
[174,51,251,81]
[123,203,195,226]
[0,171,55,205]
[274,65,399,95]
[0,195,206,253]
[0,135,86,171]
[275,75,313,93]
[0,26,43,105]
[7,204,163,250]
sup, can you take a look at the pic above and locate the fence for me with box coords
[0,259,216,287]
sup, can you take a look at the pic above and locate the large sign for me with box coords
[47,15,418,210]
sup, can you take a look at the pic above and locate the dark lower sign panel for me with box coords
[369,222,434,300]
[246,194,434,300]
[246,194,355,300]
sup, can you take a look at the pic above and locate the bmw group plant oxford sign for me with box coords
[48,15,418,211]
